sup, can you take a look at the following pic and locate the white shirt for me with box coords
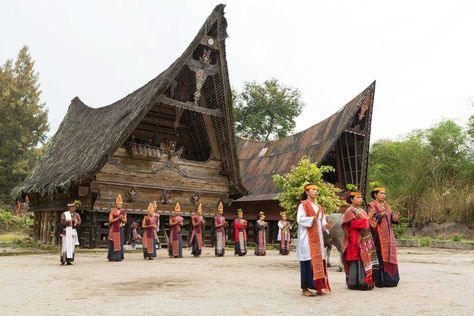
[296,202,328,261]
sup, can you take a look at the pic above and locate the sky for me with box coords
[1,0,473,143]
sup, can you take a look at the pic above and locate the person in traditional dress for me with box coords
[214,202,227,257]
[129,221,142,250]
[367,184,400,287]
[254,212,268,256]
[189,203,205,257]
[142,202,158,260]
[168,202,184,258]
[341,186,377,290]
[152,201,160,249]
[234,209,248,256]
[278,212,291,255]
[107,194,126,262]
[60,201,81,265]
[297,184,335,297]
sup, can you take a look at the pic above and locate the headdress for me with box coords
[369,181,385,192]
[147,202,154,212]
[73,200,81,208]
[259,211,265,217]
[346,183,361,197]
[174,202,181,213]
[280,211,286,217]
[217,201,224,212]
[197,203,203,213]
[152,200,157,210]
[115,194,123,206]
[303,184,318,191]
[237,209,243,215]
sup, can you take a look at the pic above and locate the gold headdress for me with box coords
[259,211,265,217]
[73,200,81,208]
[115,194,123,206]
[280,211,286,217]
[147,202,154,212]
[217,201,224,212]
[237,209,243,216]
[197,203,202,213]
[174,202,181,213]
[304,184,318,191]
[346,184,361,197]
[152,200,157,210]
[369,181,385,192]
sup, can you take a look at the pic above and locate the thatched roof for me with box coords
[236,81,376,201]
[12,4,246,199]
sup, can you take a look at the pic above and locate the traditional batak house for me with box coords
[13,5,376,248]
[232,82,375,242]
[12,5,247,248]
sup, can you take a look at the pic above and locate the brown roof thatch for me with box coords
[12,4,246,199]
[236,81,375,201]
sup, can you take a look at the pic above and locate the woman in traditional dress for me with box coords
[168,202,184,258]
[142,201,158,260]
[297,184,334,297]
[278,212,291,255]
[367,183,400,287]
[214,202,226,257]
[189,203,205,257]
[107,194,126,262]
[234,209,248,256]
[342,185,377,290]
[254,212,268,256]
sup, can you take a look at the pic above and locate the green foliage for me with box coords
[0,46,49,204]
[346,183,358,192]
[0,210,32,233]
[419,237,431,247]
[233,78,304,141]
[392,219,409,239]
[368,119,474,225]
[273,156,344,221]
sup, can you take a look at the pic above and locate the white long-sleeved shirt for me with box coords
[296,202,327,261]
[277,220,291,241]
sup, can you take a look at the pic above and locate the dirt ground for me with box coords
[0,247,473,315]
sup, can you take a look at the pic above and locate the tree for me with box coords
[273,156,344,221]
[368,119,474,225]
[0,46,49,204]
[233,79,304,141]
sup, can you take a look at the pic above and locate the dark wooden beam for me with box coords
[157,95,223,117]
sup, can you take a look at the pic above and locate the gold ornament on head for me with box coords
[259,211,265,217]
[197,203,202,213]
[115,194,123,206]
[280,211,286,217]
[152,200,157,210]
[304,184,318,191]
[147,202,154,212]
[217,201,224,212]
[237,209,243,215]
[174,202,181,213]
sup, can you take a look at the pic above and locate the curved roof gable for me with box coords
[236,81,375,197]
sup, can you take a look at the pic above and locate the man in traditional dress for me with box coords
[367,184,400,287]
[168,202,184,258]
[60,201,81,265]
[189,203,205,257]
[233,209,248,256]
[214,202,226,257]
[107,194,126,262]
[297,184,334,296]
[142,202,158,260]
[278,212,291,255]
